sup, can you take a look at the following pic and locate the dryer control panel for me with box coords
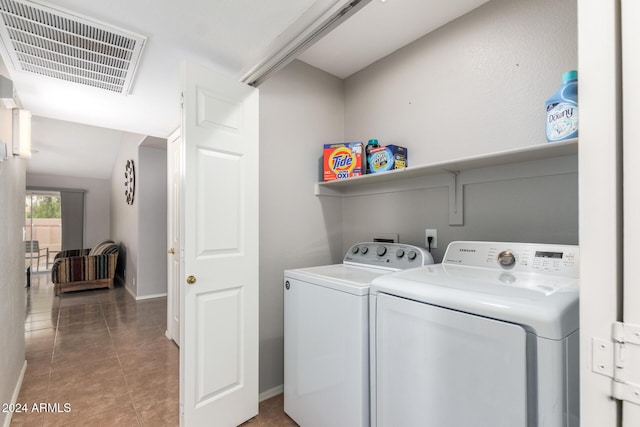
[344,242,434,271]
[443,241,579,277]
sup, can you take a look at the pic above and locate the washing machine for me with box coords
[369,241,580,427]
[284,242,434,427]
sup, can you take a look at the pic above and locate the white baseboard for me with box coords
[136,292,168,301]
[3,360,27,427]
[259,384,283,402]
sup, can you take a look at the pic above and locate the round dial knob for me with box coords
[361,246,369,254]
[407,250,417,261]
[497,250,516,267]
[376,246,387,256]
[351,246,359,254]
[396,249,405,258]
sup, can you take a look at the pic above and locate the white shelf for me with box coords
[315,138,578,225]
[315,138,578,196]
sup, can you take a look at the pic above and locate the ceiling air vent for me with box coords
[0,0,146,94]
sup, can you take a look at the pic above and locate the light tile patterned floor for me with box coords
[12,273,296,427]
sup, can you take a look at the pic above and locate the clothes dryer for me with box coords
[284,242,434,427]
[369,241,580,427]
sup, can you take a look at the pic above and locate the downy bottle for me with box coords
[546,70,578,142]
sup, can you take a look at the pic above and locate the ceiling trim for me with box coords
[240,0,371,87]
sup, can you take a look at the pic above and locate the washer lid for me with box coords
[285,264,390,295]
[371,264,579,339]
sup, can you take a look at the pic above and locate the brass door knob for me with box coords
[186,275,197,285]
[168,248,175,254]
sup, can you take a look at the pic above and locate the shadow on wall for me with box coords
[318,154,347,263]
[116,243,126,286]
[319,197,344,263]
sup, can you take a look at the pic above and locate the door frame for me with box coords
[578,0,623,426]
[621,0,640,424]
[166,128,182,345]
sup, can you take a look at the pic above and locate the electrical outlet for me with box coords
[425,229,437,249]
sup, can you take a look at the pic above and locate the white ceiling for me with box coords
[299,0,489,79]
[1,0,490,179]
[28,116,129,179]
[4,0,332,138]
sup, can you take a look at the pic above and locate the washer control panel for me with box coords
[443,241,579,277]
[344,242,434,270]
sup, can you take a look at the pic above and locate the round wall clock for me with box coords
[124,159,135,205]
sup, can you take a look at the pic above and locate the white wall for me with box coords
[0,65,26,427]
[259,60,345,393]
[137,144,168,298]
[110,133,143,295]
[26,173,111,248]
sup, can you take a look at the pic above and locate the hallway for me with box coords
[14,273,178,426]
[13,274,295,426]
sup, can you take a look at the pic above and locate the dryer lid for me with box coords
[371,263,579,339]
[285,264,389,295]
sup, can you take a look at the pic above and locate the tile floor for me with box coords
[12,273,297,426]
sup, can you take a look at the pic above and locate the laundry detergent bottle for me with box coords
[365,139,379,174]
[546,70,578,142]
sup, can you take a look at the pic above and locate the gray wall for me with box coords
[257,0,579,394]
[0,66,26,426]
[342,169,579,263]
[345,0,577,164]
[137,144,168,298]
[26,173,111,248]
[111,133,143,295]
[110,135,168,299]
[259,60,345,394]
[341,0,579,258]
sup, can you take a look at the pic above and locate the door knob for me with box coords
[186,275,197,285]
[168,248,175,254]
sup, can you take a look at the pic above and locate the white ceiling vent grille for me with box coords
[0,0,146,94]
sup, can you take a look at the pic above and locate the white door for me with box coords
[167,129,181,345]
[180,61,259,426]
[622,1,640,425]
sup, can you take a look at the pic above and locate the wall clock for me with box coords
[124,159,135,205]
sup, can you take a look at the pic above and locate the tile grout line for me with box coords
[45,291,61,426]
[104,297,144,427]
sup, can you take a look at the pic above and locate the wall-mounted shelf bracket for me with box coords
[447,171,463,225]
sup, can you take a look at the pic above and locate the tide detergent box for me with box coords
[323,142,364,181]
[368,145,408,174]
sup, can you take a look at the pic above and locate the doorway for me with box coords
[24,191,61,272]
[25,188,86,272]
